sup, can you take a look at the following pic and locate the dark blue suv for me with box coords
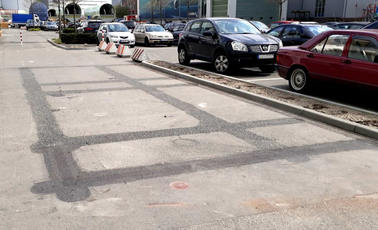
[177,18,282,73]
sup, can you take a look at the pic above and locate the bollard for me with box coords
[20,30,23,46]
[131,48,147,62]
[98,40,107,51]
[105,42,116,54]
[116,45,132,57]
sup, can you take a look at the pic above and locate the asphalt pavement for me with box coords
[1,29,378,229]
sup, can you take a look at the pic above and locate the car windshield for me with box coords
[214,19,261,34]
[47,22,55,25]
[146,25,165,32]
[306,25,333,36]
[251,21,269,31]
[108,24,128,32]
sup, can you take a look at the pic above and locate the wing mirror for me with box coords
[374,55,378,63]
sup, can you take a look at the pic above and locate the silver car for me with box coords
[133,24,174,46]
[97,23,135,47]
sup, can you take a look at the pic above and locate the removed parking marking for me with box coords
[248,77,282,82]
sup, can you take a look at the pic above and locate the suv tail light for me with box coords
[85,27,94,31]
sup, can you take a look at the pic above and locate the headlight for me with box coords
[278,40,283,48]
[231,41,248,52]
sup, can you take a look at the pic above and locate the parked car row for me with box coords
[174,17,377,93]
[26,20,58,31]
[96,22,175,47]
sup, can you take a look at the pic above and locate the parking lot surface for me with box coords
[1,29,378,229]
[141,44,378,113]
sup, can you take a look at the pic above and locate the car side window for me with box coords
[349,25,363,29]
[268,26,284,37]
[348,37,378,63]
[311,38,327,53]
[322,34,349,56]
[282,26,301,38]
[200,21,215,34]
[189,21,202,34]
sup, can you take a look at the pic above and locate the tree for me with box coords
[115,5,129,19]
[268,0,288,20]
[68,0,82,32]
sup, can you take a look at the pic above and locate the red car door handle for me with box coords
[307,53,314,58]
[343,60,352,64]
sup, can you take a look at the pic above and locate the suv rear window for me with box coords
[364,21,378,29]
[88,22,102,28]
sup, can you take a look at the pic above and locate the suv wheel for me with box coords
[178,47,190,65]
[214,52,231,73]
[289,67,310,93]
[144,37,150,47]
[259,65,276,73]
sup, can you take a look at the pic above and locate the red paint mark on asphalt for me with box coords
[170,181,189,190]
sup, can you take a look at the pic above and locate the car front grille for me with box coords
[120,36,128,39]
[250,44,279,53]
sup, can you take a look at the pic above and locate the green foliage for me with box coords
[60,33,98,44]
[52,38,62,44]
[115,5,129,18]
[63,28,75,33]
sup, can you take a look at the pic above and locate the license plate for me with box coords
[120,40,129,43]
[161,39,167,42]
[258,54,274,59]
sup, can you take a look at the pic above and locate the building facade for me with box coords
[121,0,137,15]
[288,0,378,20]
[204,0,287,25]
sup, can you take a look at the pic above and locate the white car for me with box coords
[97,23,135,47]
[133,24,174,46]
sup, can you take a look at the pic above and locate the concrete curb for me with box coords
[47,39,96,50]
[141,61,378,140]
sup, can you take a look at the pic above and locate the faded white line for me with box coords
[248,77,282,82]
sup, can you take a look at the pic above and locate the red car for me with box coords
[277,30,378,92]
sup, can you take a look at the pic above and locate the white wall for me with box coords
[281,0,288,20]
[344,0,377,18]
[206,0,212,17]
[227,0,236,17]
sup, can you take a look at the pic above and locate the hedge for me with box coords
[63,28,75,33]
[60,33,98,44]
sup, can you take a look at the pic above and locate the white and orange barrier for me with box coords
[98,40,107,51]
[131,48,146,62]
[105,42,116,54]
[116,45,131,57]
